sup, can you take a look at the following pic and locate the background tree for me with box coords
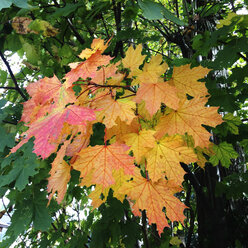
[0,0,248,247]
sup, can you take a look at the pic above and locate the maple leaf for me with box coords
[170,64,210,98]
[134,80,179,115]
[209,142,238,168]
[73,143,135,187]
[21,75,76,123]
[105,117,140,143]
[119,169,186,235]
[155,97,223,147]
[146,135,197,184]
[91,63,120,85]
[134,54,168,85]
[64,51,112,88]
[47,139,72,204]
[66,124,92,157]
[91,94,136,129]
[81,168,131,208]
[11,105,96,159]
[122,44,146,77]
[26,75,75,106]
[122,129,156,164]
[79,38,111,59]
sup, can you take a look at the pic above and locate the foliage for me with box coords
[0,0,247,248]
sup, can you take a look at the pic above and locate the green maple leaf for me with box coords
[223,113,242,135]
[209,142,238,168]
[0,141,39,190]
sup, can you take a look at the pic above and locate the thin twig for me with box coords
[0,86,17,90]
[0,51,28,101]
[77,80,137,93]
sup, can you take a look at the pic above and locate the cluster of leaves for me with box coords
[10,37,224,236]
[0,0,248,247]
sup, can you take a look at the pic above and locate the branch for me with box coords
[100,13,110,39]
[0,51,28,101]
[0,86,17,90]
[141,210,150,248]
[77,80,137,94]
[112,0,124,57]
[2,120,18,125]
[238,52,248,63]
[52,0,85,45]
[184,183,195,248]
[66,18,86,45]
[180,163,202,195]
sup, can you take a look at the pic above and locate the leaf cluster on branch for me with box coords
[11,38,224,235]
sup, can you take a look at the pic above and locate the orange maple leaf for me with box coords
[73,143,135,187]
[134,80,179,116]
[105,117,140,142]
[155,97,223,147]
[170,64,210,98]
[146,135,197,184]
[91,94,136,129]
[47,139,72,204]
[11,105,96,158]
[119,169,186,235]
[64,51,112,88]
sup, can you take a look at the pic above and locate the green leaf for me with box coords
[33,191,52,231]
[162,6,186,26]
[209,142,238,168]
[0,0,12,11]
[215,172,248,199]
[138,0,163,20]
[138,0,186,25]
[4,34,22,52]
[0,199,33,247]
[0,126,15,152]
[0,141,39,190]
[22,42,39,65]
[13,0,32,9]
[240,139,248,154]
[51,3,84,18]
[0,69,7,85]
[223,113,242,135]
[28,19,58,37]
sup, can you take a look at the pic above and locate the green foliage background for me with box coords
[0,0,248,247]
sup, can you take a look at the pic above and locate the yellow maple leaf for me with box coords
[79,38,111,59]
[122,44,146,77]
[122,129,156,164]
[134,79,179,116]
[170,64,210,98]
[146,135,197,184]
[91,94,136,129]
[73,143,135,187]
[82,169,131,208]
[134,54,168,85]
[155,97,223,148]
[119,168,186,235]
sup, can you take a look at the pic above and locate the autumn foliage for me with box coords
[11,38,223,235]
